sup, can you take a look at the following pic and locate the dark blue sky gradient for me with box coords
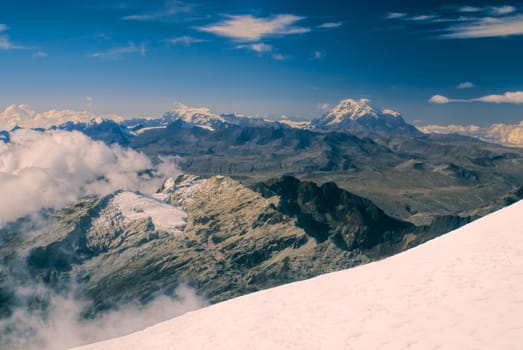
[0,0,522,125]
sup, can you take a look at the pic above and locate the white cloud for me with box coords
[0,284,206,350]
[90,42,146,59]
[385,12,407,19]
[240,42,272,53]
[458,6,482,13]
[0,35,27,50]
[429,91,523,105]
[442,14,523,38]
[165,36,206,46]
[429,95,451,104]
[0,23,7,32]
[409,14,437,21]
[32,50,47,58]
[0,129,181,225]
[0,104,125,130]
[457,82,475,89]
[272,53,290,61]
[476,91,523,104]
[317,21,343,29]
[197,14,309,41]
[122,1,192,21]
[312,50,326,60]
[417,121,523,147]
[490,5,517,15]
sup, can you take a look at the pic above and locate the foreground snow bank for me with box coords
[73,200,523,350]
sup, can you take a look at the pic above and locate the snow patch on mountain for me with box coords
[94,192,187,235]
[74,199,523,350]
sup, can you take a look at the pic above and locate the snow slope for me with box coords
[74,200,523,349]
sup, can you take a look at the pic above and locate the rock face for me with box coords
[253,176,414,250]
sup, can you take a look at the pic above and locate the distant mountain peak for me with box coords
[311,98,420,136]
[321,98,400,126]
[164,103,226,131]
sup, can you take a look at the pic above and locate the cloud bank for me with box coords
[418,121,523,147]
[0,104,125,130]
[0,129,180,225]
[0,284,207,350]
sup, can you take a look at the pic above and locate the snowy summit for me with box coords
[73,200,523,350]
[315,98,401,127]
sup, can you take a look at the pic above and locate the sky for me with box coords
[1,0,522,125]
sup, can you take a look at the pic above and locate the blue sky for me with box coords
[1,0,522,125]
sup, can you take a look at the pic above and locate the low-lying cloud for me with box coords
[0,284,207,350]
[418,121,523,147]
[0,104,125,130]
[0,129,180,225]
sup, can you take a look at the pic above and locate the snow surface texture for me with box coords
[74,200,523,350]
[93,191,187,235]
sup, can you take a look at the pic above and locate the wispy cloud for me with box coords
[165,36,206,46]
[272,53,291,61]
[0,23,8,32]
[386,12,407,19]
[32,51,48,58]
[429,91,523,104]
[90,42,146,59]
[442,14,523,38]
[490,6,517,15]
[458,6,482,13]
[197,14,309,41]
[236,42,273,53]
[457,82,475,89]
[409,14,438,21]
[385,5,523,39]
[312,50,326,60]
[0,35,28,50]
[122,1,192,21]
[458,5,516,15]
[317,21,343,29]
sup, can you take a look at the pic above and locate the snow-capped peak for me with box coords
[326,98,379,124]
[310,98,408,131]
[164,103,226,130]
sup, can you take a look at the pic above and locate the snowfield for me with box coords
[73,200,523,350]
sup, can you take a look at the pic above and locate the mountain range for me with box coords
[2,98,523,349]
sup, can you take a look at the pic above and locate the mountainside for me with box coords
[73,199,523,350]
[0,174,464,349]
[129,119,523,224]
